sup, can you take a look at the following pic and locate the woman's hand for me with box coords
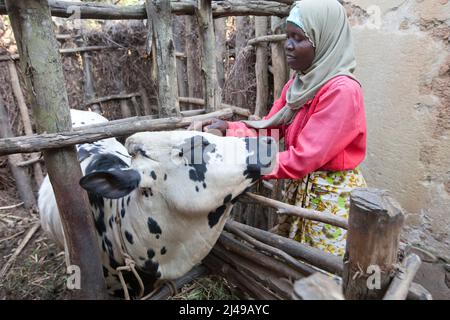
[187,118,228,136]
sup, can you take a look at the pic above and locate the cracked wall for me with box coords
[344,0,450,260]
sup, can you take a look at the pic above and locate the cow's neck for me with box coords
[118,190,232,280]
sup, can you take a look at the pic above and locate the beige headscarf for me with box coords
[243,0,359,129]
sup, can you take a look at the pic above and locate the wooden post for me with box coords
[117,80,132,119]
[343,188,405,300]
[185,15,203,110]
[138,84,152,116]
[271,16,289,99]
[7,60,44,187]
[254,16,268,117]
[77,35,101,114]
[235,16,250,108]
[195,0,221,112]
[5,0,107,299]
[172,16,188,102]
[0,97,36,209]
[145,0,180,117]
[214,17,226,89]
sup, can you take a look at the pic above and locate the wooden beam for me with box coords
[225,221,317,276]
[248,34,287,46]
[0,1,291,19]
[217,232,306,279]
[0,108,234,156]
[146,0,180,117]
[0,46,120,63]
[227,220,344,275]
[383,254,422,300]
[242,192,349,229]
[5,0,108,299]
[84,92,141,107]
[342,188,405,300]
[293,273,344,300]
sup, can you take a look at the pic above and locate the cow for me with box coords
[38,109,276,297]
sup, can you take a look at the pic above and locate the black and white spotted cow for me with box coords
[38,109,276,297]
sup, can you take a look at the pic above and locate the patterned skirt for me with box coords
[274,168,367,257]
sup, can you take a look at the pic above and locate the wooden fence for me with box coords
[0,0,428,300]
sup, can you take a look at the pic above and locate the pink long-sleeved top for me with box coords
[226,75,366,180]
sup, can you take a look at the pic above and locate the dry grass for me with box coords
[170,275,239,300]
[0,233,68,300]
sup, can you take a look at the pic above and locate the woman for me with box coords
[198,0,367,257]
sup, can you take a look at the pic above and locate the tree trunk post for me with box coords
[254,16,269,118]
[214,17,226,89]
[235,16,250,108]
[0,97,36,209]
[185,15,203,110]
[7,60,44,187]
[195,0,221,112]
[270,16,289,99]
[5,0,108,299]
[145,0,180,118]
[343,188,405,300]
[172,16,188,103]
[77,35,101,114]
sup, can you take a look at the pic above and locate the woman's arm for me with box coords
[264,80,365,180]
[225,79,294,138]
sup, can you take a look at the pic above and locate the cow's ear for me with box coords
[79,169,141,199]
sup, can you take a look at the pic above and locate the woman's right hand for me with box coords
[188,118,228,136]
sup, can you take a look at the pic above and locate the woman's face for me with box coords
[284,22,315,72]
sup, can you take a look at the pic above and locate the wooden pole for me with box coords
[145,0,180,118]
[227,220,343,275]
[383,254,422,300]
[138,84,152,116]
[0,1,292,20]
[293,273,344,300]
[195,0,221,112]
[116,79,132,119]
[7,60,44,187]
[0,97,36,209]
[254,16,269,117]
[234,16,250,108]
[242,192,349,229]
[214,17,226,89]
[217,232,306,279]
[76,36,101,114]
[185,15,203,110]
[0,108,234,156]
[5,0,107,299]
[270,17,289,99]
[173,16,188,102]
[342,188,405,300]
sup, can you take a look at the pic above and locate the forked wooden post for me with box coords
[5,0,107,299]
[343,188,405,300]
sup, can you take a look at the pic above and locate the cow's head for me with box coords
[80,131,277,216]
[78,130,277,282]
